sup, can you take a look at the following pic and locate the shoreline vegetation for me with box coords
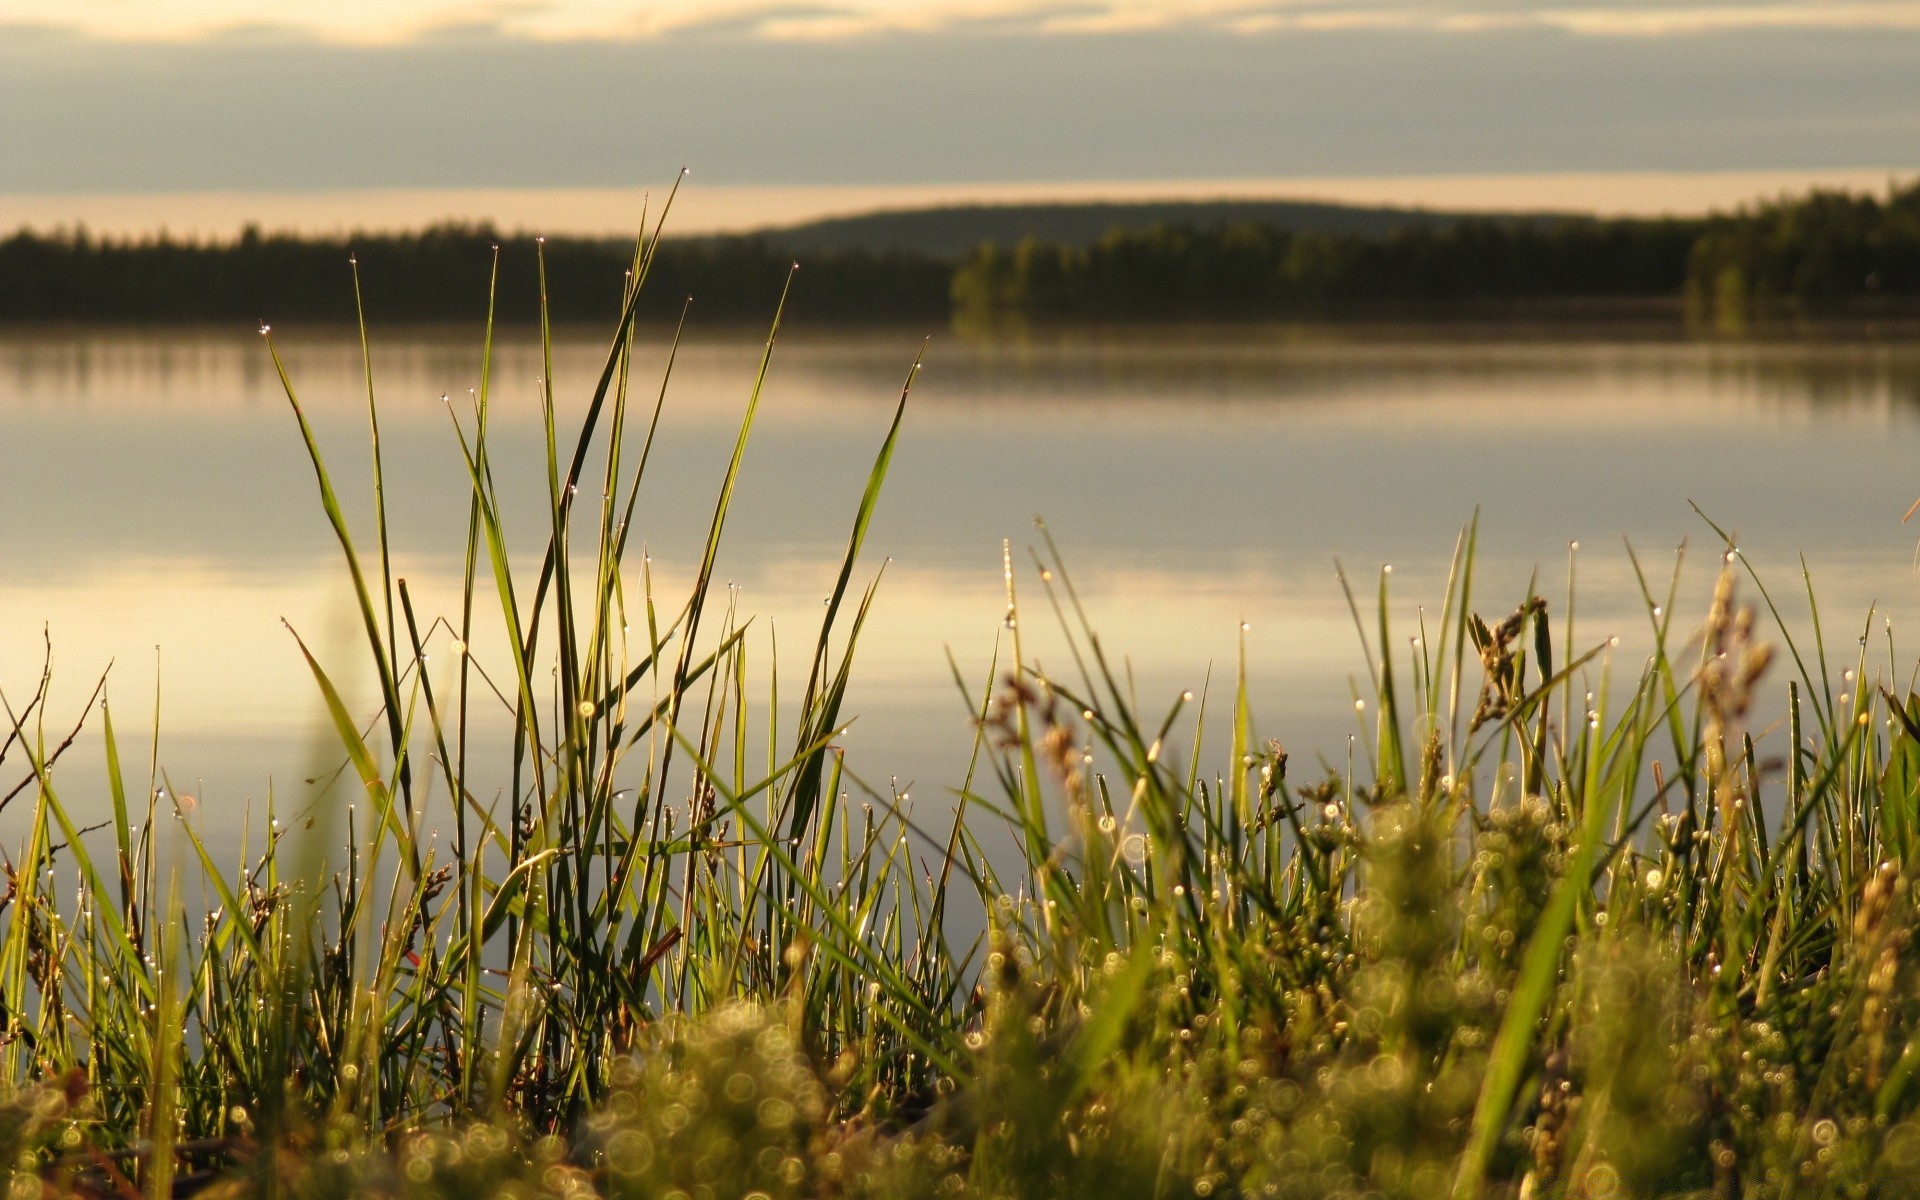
[1,178,1915,331]
[11,197,1920,1198]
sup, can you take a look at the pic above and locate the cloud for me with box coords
[7,0,1920,43]
[1,13,1915,195]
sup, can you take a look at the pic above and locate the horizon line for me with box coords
[3,168,1915,242]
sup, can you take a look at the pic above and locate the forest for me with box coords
[2,180,1915,325]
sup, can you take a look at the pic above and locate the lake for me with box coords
[4,323,1920,845]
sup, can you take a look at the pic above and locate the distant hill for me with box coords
[751,199,1572,258]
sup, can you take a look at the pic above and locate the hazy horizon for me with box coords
[4,168,1916,241]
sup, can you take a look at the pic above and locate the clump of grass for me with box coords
[12,202,1920,1197]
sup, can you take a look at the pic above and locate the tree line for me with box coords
[952,179,1920,322]
[1686,181,1920,317]
[0,223,953,325]
[3,180,1916,326]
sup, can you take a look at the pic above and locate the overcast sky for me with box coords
[1,1,1916,199]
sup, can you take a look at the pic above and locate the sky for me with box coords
[1,1,1916,231]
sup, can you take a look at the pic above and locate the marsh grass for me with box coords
[7,200,1920,1197]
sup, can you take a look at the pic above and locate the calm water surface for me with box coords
[4,325,1920,839]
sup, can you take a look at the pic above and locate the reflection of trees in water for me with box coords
[9,327,1920,429]
[1693,344,1920,416]
[938,331,1920,419]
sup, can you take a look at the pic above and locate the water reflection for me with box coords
[3,325,1919,836]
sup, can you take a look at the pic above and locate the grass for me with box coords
[8,207,1920,1197]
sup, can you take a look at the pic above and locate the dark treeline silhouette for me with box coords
[950,180,1920,322]
[4,181,1917,325]
[0,223,953,324]
[950,217,1704,320]
[764,198,1511,256]
[1688,182,1920,317]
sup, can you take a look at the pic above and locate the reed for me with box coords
[8,202,1920,1197]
